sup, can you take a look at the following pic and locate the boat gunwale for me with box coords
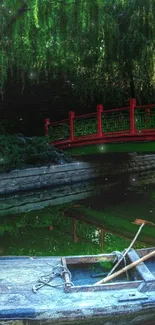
[64,280,142,293]
[0,247,154,261]
[62,247,155,293]
[0,248,155,294]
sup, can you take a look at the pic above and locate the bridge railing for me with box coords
[45,118,70,143]
[44,98,155,145]
[101,106,130,135]
[73,112,98,139]
[134,104,155,133]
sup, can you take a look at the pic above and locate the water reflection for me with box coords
[0,220,144,256]
[0,171,155,256]
[0,177,120,217]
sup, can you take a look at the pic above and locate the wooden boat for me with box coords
[0,247,155,325]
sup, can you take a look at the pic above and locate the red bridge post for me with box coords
[69,111,75,142]
[129,98,136,135]
[44,118,51,136]
[97,104,103,137]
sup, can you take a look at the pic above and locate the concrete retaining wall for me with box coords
[0,154,155,195]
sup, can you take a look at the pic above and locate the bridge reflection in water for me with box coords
[45,98,155,154]
[1,173,155,256]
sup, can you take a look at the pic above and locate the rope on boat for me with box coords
[105,223,145,279]
[32,224,145,292]
[112,251,129,280]
[32,264,73,293]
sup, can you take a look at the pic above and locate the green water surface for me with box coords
[0,176,155,256]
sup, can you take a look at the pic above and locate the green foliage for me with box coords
[0,205,100,251]
[0,205,145,256]
[99,261,113,270]
[49,123,70,141]
[1,0,155,104]
[0,134,72,172]
[74,118,97,136]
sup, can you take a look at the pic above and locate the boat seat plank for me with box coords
[65,254,116,265]
[127,249,155,282]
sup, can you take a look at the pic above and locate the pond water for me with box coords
[0,172,155,256]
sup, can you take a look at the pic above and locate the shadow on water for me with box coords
[0,171,155,256]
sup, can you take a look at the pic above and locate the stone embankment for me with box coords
[0,180,119,217]
[0,153,155,195]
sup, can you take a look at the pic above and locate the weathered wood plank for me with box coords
[0,249,154,324]
[128,249,155,282]
[135,247,155,257]
[65,254,116,265]
[65,281,142,293]
[61,257,72,289]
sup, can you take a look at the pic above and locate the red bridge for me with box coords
[45,98,155,155]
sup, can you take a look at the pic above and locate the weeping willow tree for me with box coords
[0,0,155,105]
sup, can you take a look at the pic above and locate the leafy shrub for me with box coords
[0,134,72,172]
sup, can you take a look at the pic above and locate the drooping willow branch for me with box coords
[6,7,30,30]
[0,0,155,105]
[0,0,30,39]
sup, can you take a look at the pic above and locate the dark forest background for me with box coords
[0,0,155,135]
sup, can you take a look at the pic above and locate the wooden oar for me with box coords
[94,249,155,285]
[106,222,145,278]
[104,218,154,278]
